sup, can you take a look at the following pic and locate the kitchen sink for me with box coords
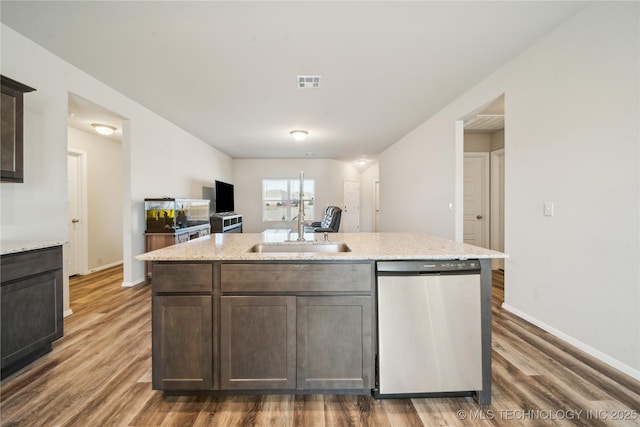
[248,242,352,253]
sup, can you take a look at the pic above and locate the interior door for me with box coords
[67,153,80,276]
[342,180,360,232]
[463,153,489,248]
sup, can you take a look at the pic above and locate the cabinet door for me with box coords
[152,295,213,390]
[297,296,373,390]
[220,296,296,390]
[1,271,63,372]
[1,82,24,182]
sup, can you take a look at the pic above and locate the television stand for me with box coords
[210,213,243,233]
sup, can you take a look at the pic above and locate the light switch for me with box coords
[544,202,554,217]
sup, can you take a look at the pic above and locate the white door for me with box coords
[463,153,489,247]
[373,180,380,232]
[67,153,81,276]
[342,180,360,232]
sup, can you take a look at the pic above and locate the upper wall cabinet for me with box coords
[1,75,36,183]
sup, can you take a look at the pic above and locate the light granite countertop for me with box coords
[136,232,507,261]
[1,240,65,256]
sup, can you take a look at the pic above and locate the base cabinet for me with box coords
[220,295,372,392]
[151,261,374,394]
[297,296,372,390]
[220,296,296,390]
[219,262,374,392]
[151,262,213,391]
[152,295,213,390]
[1,245,63,378]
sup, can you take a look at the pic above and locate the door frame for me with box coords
[491,148,505,269]
[67,148,89,276]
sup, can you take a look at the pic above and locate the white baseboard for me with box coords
[502,303,640,381]
[86,260,123,274]
[121,277,146,288]
[63,309,74,318]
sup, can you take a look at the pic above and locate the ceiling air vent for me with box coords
[297,75,321,89]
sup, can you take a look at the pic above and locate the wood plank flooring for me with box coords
[1,266,638,426]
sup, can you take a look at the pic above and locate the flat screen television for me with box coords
[215,180,235,213]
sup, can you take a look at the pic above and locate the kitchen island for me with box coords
[137,232,505,404]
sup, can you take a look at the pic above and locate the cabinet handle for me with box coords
[72,219,80,223]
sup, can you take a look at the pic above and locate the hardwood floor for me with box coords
[1,266,638,426]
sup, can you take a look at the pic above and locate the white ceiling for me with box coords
[464,95,505,133]
[1,1,586,162]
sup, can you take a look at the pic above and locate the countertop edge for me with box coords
[135,232,508,262]
[1,240,66,256]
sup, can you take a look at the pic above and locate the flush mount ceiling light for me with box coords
[290,130,308,141]
[357,159,369,166]
[92,123,117,136]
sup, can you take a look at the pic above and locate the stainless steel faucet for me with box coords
[297,171,306,241]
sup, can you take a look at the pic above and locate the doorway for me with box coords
[460,95,505,267]
[67,93,124,275]
[459,94,506,305]
[67,150,87,276]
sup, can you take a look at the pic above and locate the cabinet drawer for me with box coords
[221,263,372,293]
[1,246,62,284]
[152,263,212,293]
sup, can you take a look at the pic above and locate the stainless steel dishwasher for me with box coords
[375,260,483,398]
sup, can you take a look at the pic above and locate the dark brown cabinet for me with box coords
[1,245,63,378]
[152,295,213,390]
[220,295,296,390]
[297,296,372,390]
[220,294,372,391]
[151,263,213,391]
[150,260,375,394]
[1,75,35,183]
[219,262,374,393]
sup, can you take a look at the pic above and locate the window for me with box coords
[263,179,315,221]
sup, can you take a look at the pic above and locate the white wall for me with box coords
[232,159,360,233]
[1,24,233,304]
[68,127,123,272]
[464,133,492,152]
[380,2,639,378]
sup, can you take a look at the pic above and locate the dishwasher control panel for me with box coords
[376,259,480,273]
